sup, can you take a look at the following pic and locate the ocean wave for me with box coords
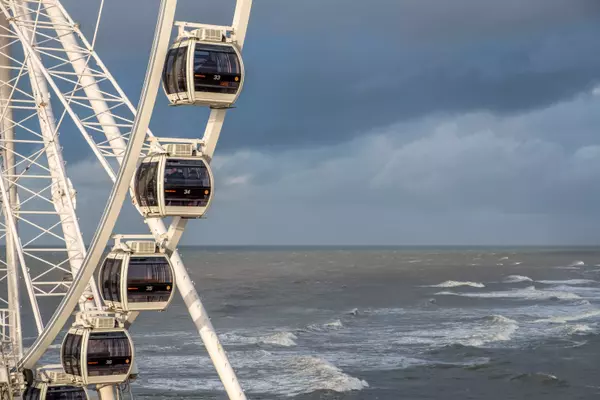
[510,372,565,386]
[564,324,593,335]
[220,331,298,347]
[141,352,368,396]
[463,315,518,347]
[570,261,586,267]
[504,275,533,283]
[394,314,518,348]
[304,319,344,333]
[537,279,597,285]
[436,286,581,301]
[533,310,600,324]
[285,356,369,394]
[363,308,406,316]
[425,280,485,288]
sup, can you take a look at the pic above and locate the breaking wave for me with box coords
[504,275,533,283]
[394,315,519,348]
[221,331,298,347]
[534,310,600,324]
[564,324,593,335]
[425,280,485,288]
[537,279,597,285]
[436,286,581,301]
[570,261,586,267]
[304,319,344,333]
[284,356,369,394]
[141,353,368,396]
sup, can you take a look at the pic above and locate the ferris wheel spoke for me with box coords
[0,0,256,398]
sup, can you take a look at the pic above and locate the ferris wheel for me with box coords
[0,0,253,399]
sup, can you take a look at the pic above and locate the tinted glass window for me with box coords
[135,162,159,208]
[62,333,82,376]
[47,386,87,400]
[194,44,241,94]
[162,48,177,95]
[87,332,132,377]
[127,256,173,303]
[174,46,188,93]
[100,258,122,303]
[100,258,113,302]
[164,159,211,207]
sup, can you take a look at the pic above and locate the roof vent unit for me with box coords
[193,28,223,42]
[165,143,195,157]
[75,313,116,329]
[91,317,115,330]
[126,241,158,254]
[47,370,75,385]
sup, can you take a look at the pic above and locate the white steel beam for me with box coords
[18,0,177,372]
[41,2,252,398]
[0,10,22,359]
[9,0,101,313]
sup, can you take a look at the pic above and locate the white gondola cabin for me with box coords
[23,384,89,400]
[61,327,134,385]
[99,241,175,312]
[134,144,214,218]
[162,25,244,108]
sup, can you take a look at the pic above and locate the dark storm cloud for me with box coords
[67,89,600,245]
[60,0,600,154]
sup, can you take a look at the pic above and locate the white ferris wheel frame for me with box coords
[0,0,254,399]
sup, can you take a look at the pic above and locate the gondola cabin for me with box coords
[162,27,244,108]
[23,384,89,400]
[134,144,214,218]
[61,326,134,385]
[99,241,175,312]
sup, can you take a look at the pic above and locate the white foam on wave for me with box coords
[564,324,593,335]
[393,314,518,348]
[533,309,600,324]
[304,319,344,333]
[284,356,369,394]
[436,286,581,301]
[537,279,597,285]
[465,315,518,346]
[141,353,368,396]
[571,261,586,267]
[425,280,485,288]
[504,275,533,283]
[221,331,298,347]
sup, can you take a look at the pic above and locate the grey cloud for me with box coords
[57,0,600,155]
[64,87,600,245]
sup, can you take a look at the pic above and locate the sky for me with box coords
[60,0,600,245]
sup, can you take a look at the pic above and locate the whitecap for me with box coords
[537,279,597,285]
[305,319,344,332]
[424,280,485,288]
[533,310,600,324]
[436,286,581,301]
[284,356,369,393]
[564,324,593,335]
[571,261,586,267]
[220,331,298,347]
[393,314,518,348]
[504,275,533,283]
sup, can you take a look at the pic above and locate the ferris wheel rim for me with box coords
[0,0,254,398]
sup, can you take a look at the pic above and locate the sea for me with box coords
[28,247,600,399]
